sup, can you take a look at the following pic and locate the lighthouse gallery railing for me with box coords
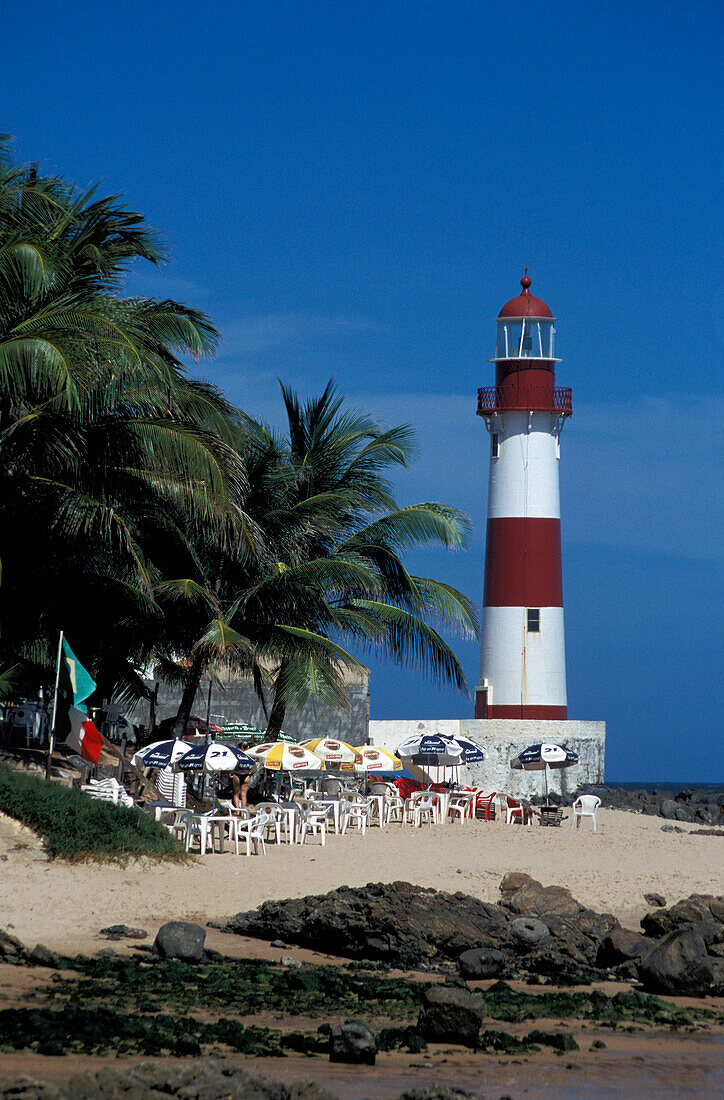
[476,386,572,417]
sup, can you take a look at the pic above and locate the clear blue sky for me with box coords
[5,1,722,780]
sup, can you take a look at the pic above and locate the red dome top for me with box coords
[498,272,553,318]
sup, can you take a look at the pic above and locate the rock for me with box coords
[709,959,724,996]
[174,1033,202,1056]
[458,947,506,980]
[99,925,147,940]
[417,985,485,1047]
[597,928,651,968]
[225,881,510,966]
[329,1020,376,1064]
[280,955,302,968]
[35,1060,338,1099]
[270,939,286,948]
[637,929,714,996]
[0,1077,63,1100]
[641,894,724,938]
[0,929,26,958]
[661,824,684,833]
[499,873,583,918]
[153,921,206,963]
[27,944,60,968]
[643,893,666,908]
[510,917,550,951]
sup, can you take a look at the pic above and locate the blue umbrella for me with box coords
[510,743,579,804]
[396,733,464,766]
[131,739,194,770]
[174,743,255,773]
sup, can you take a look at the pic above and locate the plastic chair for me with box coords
[473,791,497,821]
[340,796,369,835]
[446,793,471,823]
[506,796,534,826]
[236,814,267,855]
[384,794,405,825]
[298,806,328,846]
[408,792,437,827]
[571,795,601,831]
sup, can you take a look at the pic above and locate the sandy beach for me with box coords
[0,807,720,954]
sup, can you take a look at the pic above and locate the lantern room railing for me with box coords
[476,386,572,418]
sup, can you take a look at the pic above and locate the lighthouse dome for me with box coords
[498,273,553,319]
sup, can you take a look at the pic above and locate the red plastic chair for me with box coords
[474,790,497,821]
[506,795,533,826]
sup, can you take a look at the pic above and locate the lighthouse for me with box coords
[474,273,572,720]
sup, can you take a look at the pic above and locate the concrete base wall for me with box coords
[133,675,371,747]
[367,718,605,799]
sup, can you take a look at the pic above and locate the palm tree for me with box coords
[164,382,478,737]
[0,145,248,696]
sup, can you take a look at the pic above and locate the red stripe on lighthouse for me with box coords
[483,517,563,607]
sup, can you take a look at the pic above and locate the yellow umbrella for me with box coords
[248,741,325,772]
[353,746,402,772]
[301,737,358,769]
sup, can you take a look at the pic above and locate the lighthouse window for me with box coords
[527,608,540,632]
[491,432,500,458]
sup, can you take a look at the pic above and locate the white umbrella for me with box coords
[354,746,402,772]
[301,737,358,768]
[248,741,325,772]
[131,739,193,769]
[510,743,579,804]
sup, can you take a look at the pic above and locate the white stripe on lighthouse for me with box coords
[488,412,560,520]
[479,606,567,710]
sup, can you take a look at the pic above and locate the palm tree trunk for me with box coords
[266,684,287,740]
[173,653,204,738]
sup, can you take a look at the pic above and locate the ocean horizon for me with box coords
[605,780,724,792]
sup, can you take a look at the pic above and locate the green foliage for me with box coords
[0,765,184,861]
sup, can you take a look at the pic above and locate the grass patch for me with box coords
[0,765,186,861]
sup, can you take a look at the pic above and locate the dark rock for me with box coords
[41,1061,338,1099]
[499,873,583,917]
[153,921,206,963]
[418,985,485,1047]
[637,929,714,996]
[0,1077,63,1100]
[27,944,60,968]
[661,824,684,833]
[270,939,286,948]
[458,947,506,980]
[329,1020,376,1064]
[0,929,26,958]
[99,925,147,941]
[597,928,651,968]
[709,959,724,996]
[510,917,550,951]
[226,881,509,966]
[641,894,724,938]
[659,799,679,820]
[174,1033,201,1056]
[643,893,666,908]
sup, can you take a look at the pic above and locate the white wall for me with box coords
[368,718,605,799]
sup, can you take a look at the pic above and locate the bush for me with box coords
[0,765,186,861]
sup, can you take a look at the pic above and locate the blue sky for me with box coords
[5,0,722,779]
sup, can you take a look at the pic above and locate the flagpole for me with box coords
[45,630,64,781]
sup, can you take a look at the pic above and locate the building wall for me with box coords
[368,718,605,798]
[135,671,371,747]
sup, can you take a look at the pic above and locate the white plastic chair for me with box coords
[409,792,437,827]
[236,814,267,855]
[384,794,405,825]
[446,793,471,824]
[340,796,369,835]
[255,804,286,844]
[298,806,328,846]
[571,795,601,831]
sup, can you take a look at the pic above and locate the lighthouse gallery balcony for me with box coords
[477,385,572,418]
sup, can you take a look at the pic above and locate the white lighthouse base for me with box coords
[368,719,605,801]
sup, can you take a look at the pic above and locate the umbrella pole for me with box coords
[544,763,549,806]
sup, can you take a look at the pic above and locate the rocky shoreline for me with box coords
[539,784,724,827]
[224,875,724,997]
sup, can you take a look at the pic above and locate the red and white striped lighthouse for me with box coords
[474,273,572,720]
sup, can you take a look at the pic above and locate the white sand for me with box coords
[0,809,720,954]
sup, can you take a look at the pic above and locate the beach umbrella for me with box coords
[131,739,194,769]
[248,741,325,772]
[396,733,464,767]
[454,736,487,764]
[173,742,255,773]
[301,737,358,768]
[354,746,402,772]
[223,723,297,746]
[510,743,579,805]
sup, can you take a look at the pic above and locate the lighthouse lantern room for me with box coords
[475,274,572,720]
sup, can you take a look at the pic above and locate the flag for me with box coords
[61,640,96,707]
[54,639,103,764]
[66,706,104,765]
